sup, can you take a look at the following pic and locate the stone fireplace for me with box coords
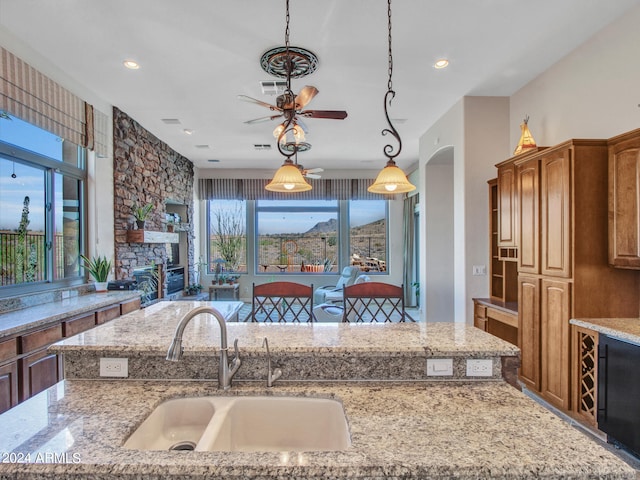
[112,107,194,298]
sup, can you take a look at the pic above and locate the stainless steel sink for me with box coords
[123,396,351,452]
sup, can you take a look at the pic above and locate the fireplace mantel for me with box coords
[126,230,179,243]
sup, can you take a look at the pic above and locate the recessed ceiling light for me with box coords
[123,60,140,70]
[434,59,449,69]
[183,129,193,135]
[207,159,220,163]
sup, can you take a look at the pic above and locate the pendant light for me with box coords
[368,0,416,195]
[265,0,312,193]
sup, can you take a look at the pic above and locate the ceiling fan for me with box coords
[238,85,348,127]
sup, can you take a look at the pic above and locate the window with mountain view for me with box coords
[256,200,339,273]
[207,198,389,275]
[349,200,387,273]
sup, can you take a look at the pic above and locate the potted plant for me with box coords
[81,254,112,292]
[132,202,154,230]
[185,283,203,296]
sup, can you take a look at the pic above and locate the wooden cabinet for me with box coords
[488,179,518,303]
[0,361,18,413]
[96,304,120,325]
[540,149,572,278]
[513,138,639,413]
[63,312,96,337]
[497,162,517,248]
[472,299,518,346]
[19,349,63,401]
[540,278,571,410]
[0,295,139,412]
[120,298,141,315]
[571,325,598,427]
[608,129,640,268]
[516,156,539,274]
[517,275,540,391]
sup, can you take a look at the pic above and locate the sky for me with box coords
[0,114,63,231]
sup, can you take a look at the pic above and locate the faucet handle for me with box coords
[230,338,241,375]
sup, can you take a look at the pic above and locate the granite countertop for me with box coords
[0,379,634,479]
[52,301,519,358]
[571,317,640,346]
[0,290,141,339]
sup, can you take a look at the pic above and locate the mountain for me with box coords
[304,218,338,235]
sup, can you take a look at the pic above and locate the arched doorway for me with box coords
[424,146,454,322]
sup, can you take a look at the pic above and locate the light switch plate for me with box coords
[100,358,128,377]
[426,358,453,376]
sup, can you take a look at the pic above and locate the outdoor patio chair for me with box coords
[313,266,360,305]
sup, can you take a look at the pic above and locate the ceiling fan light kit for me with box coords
[368,0,416,195]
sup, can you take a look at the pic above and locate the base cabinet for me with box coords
[19,349,63,401]
[518,276,540,391]
[540,278,571,410]
[0,362,18,414]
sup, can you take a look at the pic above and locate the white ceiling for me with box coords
[1,0,639,172]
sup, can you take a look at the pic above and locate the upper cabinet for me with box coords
[516,156,540,274]
[608,129,640,269]
[540,147,572,278]
[497,161,517,250]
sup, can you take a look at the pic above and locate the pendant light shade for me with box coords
[368,159,416,194]
[265,158,312,192]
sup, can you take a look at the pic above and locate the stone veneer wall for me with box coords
[113,107,194,290]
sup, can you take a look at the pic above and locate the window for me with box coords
[349,200,387,272]
[206,198,389,276]
[256,200,339,273]
[207,200,247,274]
[0,114,86,290]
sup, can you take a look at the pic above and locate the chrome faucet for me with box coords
[166,306,241,390]
[262,337,282,387]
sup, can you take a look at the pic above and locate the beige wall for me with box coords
[419,98,509,323]
[509,4,640,147]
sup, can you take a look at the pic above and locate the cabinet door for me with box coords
[540,278,571,410]
[473,302,487,331]
[608,134,640,268]
[497,163,517,247]
[0,362,19,414]
[517,158,539,274]
[518,275,540,391]
[541,149,572,278]
[19,349,62,402]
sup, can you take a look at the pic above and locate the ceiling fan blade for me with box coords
[295,86,319,109]
[244,114,283,125]
[304,173,322,179]
[300,110,348,120]
[305,167,324,174]
[237,95,281,111]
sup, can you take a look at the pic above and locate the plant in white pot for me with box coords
[81,255,112,292]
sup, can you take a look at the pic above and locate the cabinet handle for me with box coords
[597,343,608,421]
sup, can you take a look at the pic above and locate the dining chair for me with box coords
[250,281,314,323]
[342,282,413,323]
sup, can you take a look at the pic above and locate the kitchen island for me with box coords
[0,301,635,479]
